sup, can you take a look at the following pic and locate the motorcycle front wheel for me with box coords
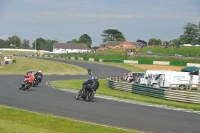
[22,82,31,90]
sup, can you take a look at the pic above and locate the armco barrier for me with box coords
[107,76,200,104]
[0,59,16,66]
[29,54,200,67]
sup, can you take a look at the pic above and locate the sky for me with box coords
[0,0,200,47]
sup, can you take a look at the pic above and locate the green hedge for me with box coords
[94,58,99,62]
[84,57,89,61]
[170,61,187,66]
[12,59,16,63]
[75,57,78,60]
[138,60,153,64]
[103,59,124,63]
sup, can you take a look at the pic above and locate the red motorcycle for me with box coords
[20,75,34,90]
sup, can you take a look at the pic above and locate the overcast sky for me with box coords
[0,0,200,46]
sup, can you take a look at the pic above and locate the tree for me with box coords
[148,38,157,45]
[7,34,21,47]
[91,46,99,50]
[180,22,200,44]
[21,39,30,49]
[136,39,147,44]
[101,29,125,43]
[156,39,162,46]
[32,38,46,50]
[45,39,57,51]
[163,41,169,46]
[0,39,6,48]
[79,34,92,48]
[171,38,180,47]
[67,39,79,43]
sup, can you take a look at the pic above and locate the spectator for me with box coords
[147,74,152,86]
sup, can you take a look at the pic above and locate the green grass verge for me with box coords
[138,46,200,56]
[50,79,200,111]
[1,50,36,56]
[97,46,200,57]
[0,106,138,133]
[58,53,200,64]
[0,56,87,75]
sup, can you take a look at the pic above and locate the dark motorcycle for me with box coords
[75,85,95,101]
[32,76,42,87]
[87,69,92,75]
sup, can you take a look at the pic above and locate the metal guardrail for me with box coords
[107,76,200,104]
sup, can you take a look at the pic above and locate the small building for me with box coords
[98,41,144,50]
[52,43,91,53]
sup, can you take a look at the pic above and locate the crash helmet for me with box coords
[38,70,42,73]
[89,76,95,80]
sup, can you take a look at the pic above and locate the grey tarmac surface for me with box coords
[0,57,200,133]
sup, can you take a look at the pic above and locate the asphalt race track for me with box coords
[0,57,200,133]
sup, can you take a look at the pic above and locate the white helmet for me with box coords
[38,70,42,73]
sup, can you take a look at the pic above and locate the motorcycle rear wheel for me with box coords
[86,91,95,101]
[75,90,82,100]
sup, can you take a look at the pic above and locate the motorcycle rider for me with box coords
[87,68,92,75]
[82,76,99,92]
[34,70,43,83]
[26,70,35,76]
[19,72,35,89]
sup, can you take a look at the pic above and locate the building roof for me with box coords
[99,41,125,47]
[130,42,144,47]
[54,43,90,49]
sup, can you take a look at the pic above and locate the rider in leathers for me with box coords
[82,76,99,92]
[34,70,43,83]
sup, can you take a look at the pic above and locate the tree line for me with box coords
[148,22,200,46]
[0,22,199,51]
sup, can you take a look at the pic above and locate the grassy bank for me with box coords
[0,56,87,75]
[50,79,200,111]
[59,53,200,64]
[0,106,138,133]
[1,50,36,55]
[100,46,200,57]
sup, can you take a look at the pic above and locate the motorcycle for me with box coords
[87,69,92,75]
[32,76,42,87]
[75,85,95,101]
[21,80,32,90]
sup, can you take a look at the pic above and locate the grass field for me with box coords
[59,53,200,64]
[100,46,200,57]
[0,106,138,133]
[0,56,87,75]
[50,79,200,111]
[1,50,36,55]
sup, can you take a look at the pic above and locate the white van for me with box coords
[140,70,176,86]
[154,71,191,89]
[198,70,200,84]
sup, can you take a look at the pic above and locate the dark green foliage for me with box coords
[138,60,153,64]
[103,59,124,63]
[83,57,88,61]
[101,29,126,42]
[170,61,187,66]
[79,34,92,48]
